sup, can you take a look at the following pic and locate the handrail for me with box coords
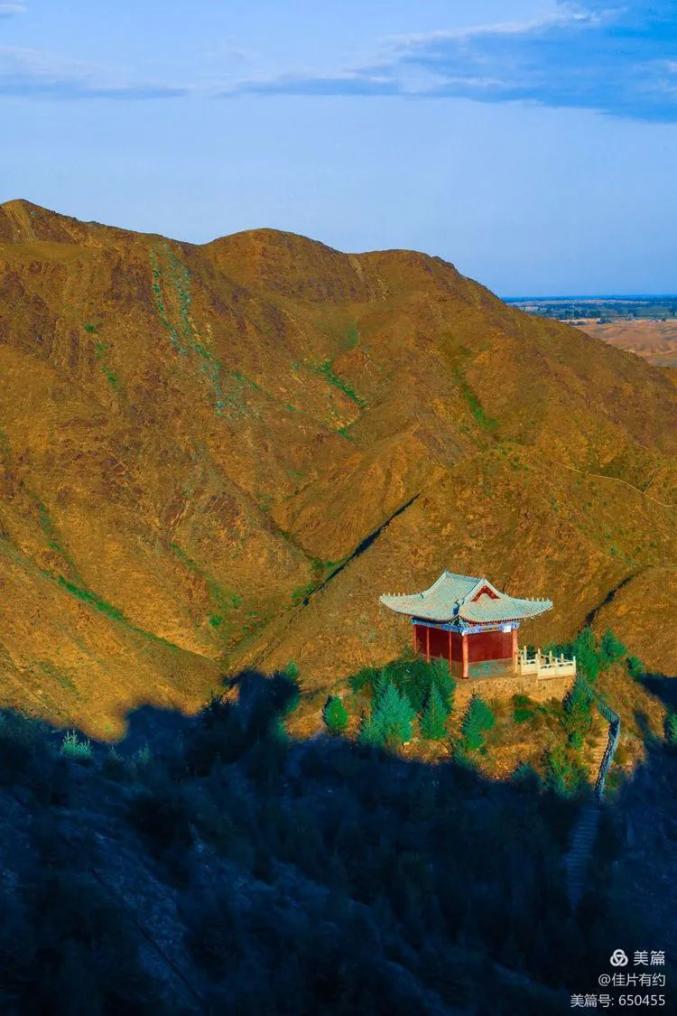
[578,676,621,800]
[517,646,576,679]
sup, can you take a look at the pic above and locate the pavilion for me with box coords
[380,571,575,679]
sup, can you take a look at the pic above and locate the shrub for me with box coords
[562,680,593,746]
[420,685,449,741]
[626,655,645,679]
[101,747,128,782]
[132,744,152,768]
[184,698,248,775]
[11,870,160,1012]
[60,731,93,763]
[544,745,587,796]
[666,712,677,746]
[127,786,193,856]
[283,660,300,682]
[272,671,300,718]
[0,712,38,783]
[323,696,349,735]
[513,694,536,724]
[461,696,495,752]
[512,762,540,788]
[599,629,627,668]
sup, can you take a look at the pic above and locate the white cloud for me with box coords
[0,45,188,99]
[231,1,677,122]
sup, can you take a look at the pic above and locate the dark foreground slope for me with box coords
[1,673,673,1015]
[0,200,675,735]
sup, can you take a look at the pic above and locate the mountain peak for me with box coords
[0,202,674,735]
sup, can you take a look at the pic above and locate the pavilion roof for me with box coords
[379,571,552,624]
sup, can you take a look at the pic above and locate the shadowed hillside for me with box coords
[0,199,675,735]
[1,672,673,1013]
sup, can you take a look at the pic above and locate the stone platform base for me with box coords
[454,672,575,705]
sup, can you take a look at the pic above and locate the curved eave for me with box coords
[458,598,553,623]
[379,594,453,622]
[380,593,553,624]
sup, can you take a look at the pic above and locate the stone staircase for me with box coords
[565,802,601,908]
[565,680,621,909]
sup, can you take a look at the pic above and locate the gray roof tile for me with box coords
[379,571,552,623]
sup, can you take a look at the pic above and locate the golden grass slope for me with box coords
[0,199,675,735]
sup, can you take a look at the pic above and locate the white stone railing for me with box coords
[517,647,576,679]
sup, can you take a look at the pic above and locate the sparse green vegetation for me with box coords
[513,693,537,724]
[55,575,181,652]
[283,660,300,682]
[452,365,498,432]
[39,660,79,698]
[291,581,317,606]
[562,679,594,747]
[36,500,80,576]
[93,339,120,390]
[57,576,125,623]
[344,323,360,349]
[150,245,230,413]
[627,655,645,679]
[316,359,366,408]
[170,543,242,640]
[544,743,588,796]
[599,628,628,667]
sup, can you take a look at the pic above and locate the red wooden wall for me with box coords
[467,629,512,662]
[413,625,512,664]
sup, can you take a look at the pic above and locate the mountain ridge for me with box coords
[0,200,674,736]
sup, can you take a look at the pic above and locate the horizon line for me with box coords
[502,293,677,301]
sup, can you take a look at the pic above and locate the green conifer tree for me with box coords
[358,712,382,747]
[360,680,416,749]
[429,657,456,713]
[573,627,600,682]
[420,685,449,741]
[461,696,495,752]
[322,696,349,735]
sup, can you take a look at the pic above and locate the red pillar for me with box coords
[461,633,468,679]
[425,626,430,663]
[448,630,452,672]
[511,627,518,670]
[412,623,417,655]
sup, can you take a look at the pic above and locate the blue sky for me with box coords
[1,1,676,294]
